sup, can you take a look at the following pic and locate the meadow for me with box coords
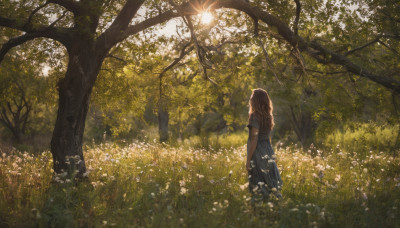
[1,135,400,228]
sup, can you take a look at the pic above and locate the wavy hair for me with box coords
[248,88,274,131]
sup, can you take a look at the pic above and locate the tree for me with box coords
[1,0,399,176]
[0,54,54,142]
[0,59,33,142]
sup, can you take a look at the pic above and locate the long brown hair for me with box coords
[248,88,274,131]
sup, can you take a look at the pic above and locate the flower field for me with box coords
[1,142,399,227]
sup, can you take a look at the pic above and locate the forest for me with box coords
[0,0,399,227]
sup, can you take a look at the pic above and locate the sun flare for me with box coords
[200,12,213,24]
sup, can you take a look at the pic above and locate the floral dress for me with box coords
[247,114,283,199]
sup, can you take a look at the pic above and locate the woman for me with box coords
[246,88,283,201]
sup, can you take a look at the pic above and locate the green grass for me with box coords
[323,123,399,157]
[1,142,399,227]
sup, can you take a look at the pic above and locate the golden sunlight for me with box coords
[200,11,213,24]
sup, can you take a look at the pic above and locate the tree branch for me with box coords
[25,1,50,27]
[293,0,301,36]
[305,68,347,75]
[0,107,13,129]
[48,0,83,16]
[109,0,145,30]
[0,27,70,63]
[220,0,400,93]
[0,14,71,39]
[0,33,38,62]
[105,54,127,63]
[378,40,400,56]
[345,37,380,56]
[0,110,15,135]
[255,37,283,85]
[96,0,145,51]
[159,42,194,78]
[49,11,68,28]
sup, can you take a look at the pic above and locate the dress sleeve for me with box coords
[247,114,260,129]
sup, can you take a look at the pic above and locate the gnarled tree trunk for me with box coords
[50,40,105,176]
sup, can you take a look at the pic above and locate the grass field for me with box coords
[1,141,399,227]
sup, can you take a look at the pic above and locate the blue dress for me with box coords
[247,114,283,199]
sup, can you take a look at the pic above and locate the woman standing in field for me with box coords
[246,88,283,201]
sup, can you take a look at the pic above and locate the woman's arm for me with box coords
[246,127,259,171]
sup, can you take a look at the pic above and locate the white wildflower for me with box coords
[239,183,249,191]
[180,187,187,195]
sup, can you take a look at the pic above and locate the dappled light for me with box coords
[1,0,399,227]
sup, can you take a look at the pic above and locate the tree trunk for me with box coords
[50,42,104,177]
[158,99,169,143]
[289,106,316,149]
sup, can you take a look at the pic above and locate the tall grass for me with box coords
[323,123,399,157]
[1,141,399,227]
[181,131,248,150]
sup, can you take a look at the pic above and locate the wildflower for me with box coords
[196,173,204,179]
[363,168,368,173]
[252,186,259,192]
[316,164,325,171]
[290,208,299,212]
[361,192,368,201]
[267,202,274,208]
[334,174,341,182]
[150,192,155,198]
[180,187,187,195]
[181,163,188,170]
[229,170,233,177]
[82,171,89,177]
[240,183,249,191]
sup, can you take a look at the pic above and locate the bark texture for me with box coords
[50,40,104,176]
